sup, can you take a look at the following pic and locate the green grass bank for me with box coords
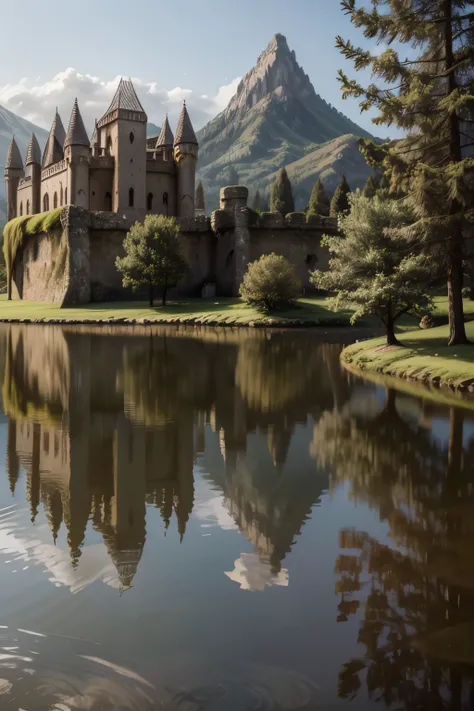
[342,321,474,392]
[0,295,354,327]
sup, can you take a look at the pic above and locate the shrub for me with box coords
[239,253,302,312]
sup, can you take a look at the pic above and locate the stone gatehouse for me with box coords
[10,186,336,305]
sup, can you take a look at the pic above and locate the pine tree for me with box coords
[308,178,330,215]
[330,175,351,216]
[336,0,474,345]
[312,193,435,345]
[227,166,239,185]
[195,181,205,212]
[362,175,377,199]
[270,167,295,215]
[253,189,262,212]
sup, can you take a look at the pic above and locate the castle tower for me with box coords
[155,114,174,161]
[174,102,198,218]
[97,78,147,219]
[64,99,90,209]
[42,110,66,168]
[90,120,100,158]
[25,134,42,214]
[4,137,24,221]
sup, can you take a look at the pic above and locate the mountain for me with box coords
[197,34,375,210]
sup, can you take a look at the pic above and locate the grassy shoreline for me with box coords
[341,321,474,393]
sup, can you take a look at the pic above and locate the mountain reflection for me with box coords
[0,325,352,592]
[318,387,474,709]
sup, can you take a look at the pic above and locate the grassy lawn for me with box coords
[0,295,354,326]
[342,320,474,391]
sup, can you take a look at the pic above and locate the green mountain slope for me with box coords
[197,34,374,209]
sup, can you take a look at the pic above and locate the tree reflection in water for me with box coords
[316,387,474,709]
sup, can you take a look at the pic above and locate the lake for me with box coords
[0,323,473,710]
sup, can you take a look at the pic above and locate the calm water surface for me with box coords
[0,324,473,710]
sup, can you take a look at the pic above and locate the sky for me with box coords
[0,0,398,137]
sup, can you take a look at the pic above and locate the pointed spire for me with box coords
[5,137,23,171]
[99,77,147,125]
[64,99,90,149]
[174,102,198,145]
[155,114,174,148]
[42,110,66,168]
[26,134,41,165]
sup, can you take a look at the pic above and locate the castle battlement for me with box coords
[4,78,199,224]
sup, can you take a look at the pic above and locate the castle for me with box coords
[4,78,198,223]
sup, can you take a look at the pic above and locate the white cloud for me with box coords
[0,68,241,135]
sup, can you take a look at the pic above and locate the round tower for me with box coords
[4,137,24,221]
[64,99,91,209]
[25,133,42,215]
[173,102,198,219]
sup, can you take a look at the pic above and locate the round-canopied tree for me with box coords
[240,253,302,311]
[330,175,351,216]
[116,214,187,307]
[308,178,330,216]
[312,193,435,345]
[270,167,295,215]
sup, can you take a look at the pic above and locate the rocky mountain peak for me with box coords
[225,34,315,120]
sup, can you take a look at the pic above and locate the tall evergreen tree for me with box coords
[195,181,205,212]
[270,167,295,215]
[330,175,351,216]
[336,0,474,345]
[308,178,330,215]
[362,175,377,199]
[226,165,239,185]
[253,189,262,212]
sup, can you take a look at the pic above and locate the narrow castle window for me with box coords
[53,192,58,209]
[147,193,153,211]
[26,200,30,215]
[106,136,112,156]
[104,192,112,211]
[43,193,49,212]
[19,202,23,216]
[129,188,134,207]
[129,131,135,144]
[60,186,63,206]
[65,188,67,204]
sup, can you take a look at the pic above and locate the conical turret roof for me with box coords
[64,99,89,149]
[155,114,174,147]
[5,137,23,171]
[26,133,42,165]
[42,110,66,168]
[102,77,146,116]
[174,102,198,145]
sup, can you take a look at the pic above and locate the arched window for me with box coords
[129,187,134,207]
[129,131,135,144]
[26,199,30,215]
[147,192,153,211]
[106,136,113,156]
[163,192,169,206]
[43,193,49,212]
[19,202,23,216]
[64,188,67,205]
[53,192,58,209]
[104,192,112,211]
[60,186,63,206]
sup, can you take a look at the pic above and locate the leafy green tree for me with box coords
[336,0,474,345]
[252,189,262,212]
[362,175,377,199]
[312,193,434,345]
[330,175,351,216]
[195,181,205,212]
[116,214,187,307]
[270,167,295,215]
[308,178,330,216]
[239,253,302,311]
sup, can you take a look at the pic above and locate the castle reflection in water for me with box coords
[1,324,354,590]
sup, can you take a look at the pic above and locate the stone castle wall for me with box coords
[10,187,335,305]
